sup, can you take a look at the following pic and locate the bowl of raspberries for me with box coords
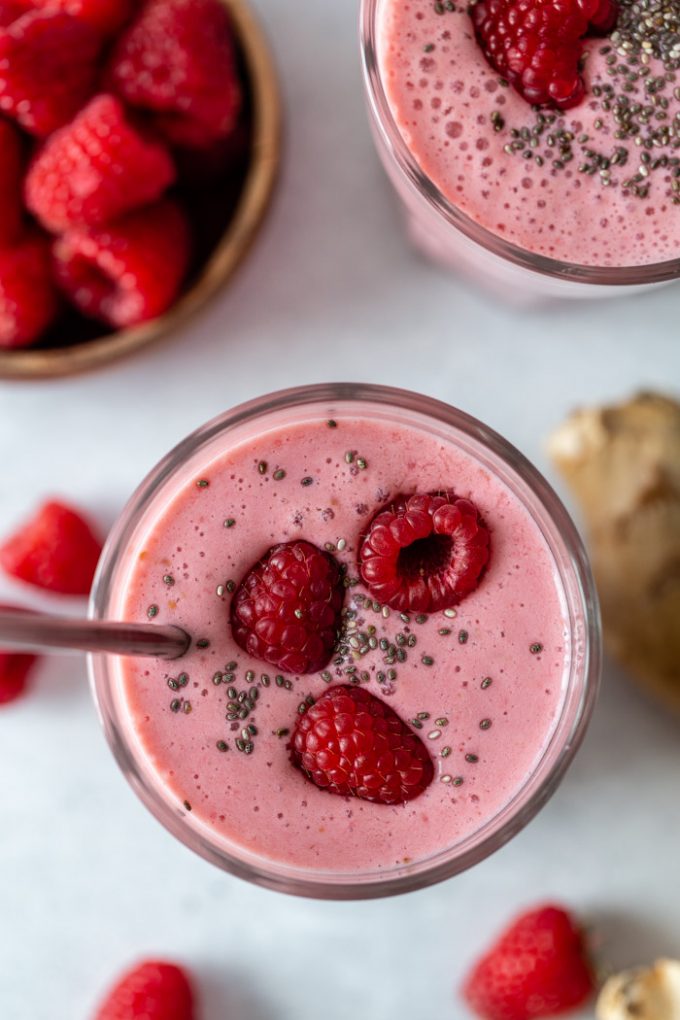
[0,0,281,378]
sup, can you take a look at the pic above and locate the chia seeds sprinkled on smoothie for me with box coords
[497,0,680,200]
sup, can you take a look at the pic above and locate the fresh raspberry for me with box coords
[290,684,434,805]
[53,199,190,328]
[0,233,59,348]
[0,118,23,246]
[230,540,344,675]
[25,93,176,233]
[29,0,133,35]
[107,0,242,148]
[94,960,195,1020]
[359,492,490,614]
[0,645,38,705]
[0,500,102,595]
[471,0,619,109]
[0,10,101,136]
[462,904,595,1020]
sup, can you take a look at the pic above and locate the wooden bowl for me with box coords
[0,0,281,380]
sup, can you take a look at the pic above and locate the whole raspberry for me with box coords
[94,960,195,1020]
[462,904,594,1019]
[359,492,490,614]
[0,234,59,349]
[106,0,242,148]
[471,0,619,109]
[230,540,344,675]
[53,199,190,328]
[0,10,101,136]
[25,93,176,233]
[0,500,102,595]
[0,118,23,247]
[290,684,434,805]
[29,0,133,35]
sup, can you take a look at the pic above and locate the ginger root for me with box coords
[549,392,680,713]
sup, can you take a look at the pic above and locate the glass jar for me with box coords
[361,0,680,303]
[90,383,601,899]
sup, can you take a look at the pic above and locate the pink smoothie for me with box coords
[376,0,680,266]
[110,411,570,875]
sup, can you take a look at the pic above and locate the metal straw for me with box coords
[0,609,191,660]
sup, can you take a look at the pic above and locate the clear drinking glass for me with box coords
[361,0,680,303]
[89,383,601,899]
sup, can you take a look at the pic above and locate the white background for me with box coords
[1,2,679,1017]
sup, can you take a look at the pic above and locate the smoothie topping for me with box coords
[358,491,490,613]
[230,539,345,675]
[462,904,595,1020]
[289,684,434,805]
[471,0,619,110]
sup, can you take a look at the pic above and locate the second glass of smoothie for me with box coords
[90,384,600,898]
[362,0,680,301]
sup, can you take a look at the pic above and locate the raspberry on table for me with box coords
[359,491,490,614]
[0,118,23,247]
[462,904,594,1020]
[25,93,176,233]
[52,199,191,328]
[230,540,345,675]
[29,0,134,35]
[289,684,434,805]
[106,0,242,148]
[0,9,102,136]
[0,647,38,705]
[470,0,619,109]
[0,500,103,595]
[94,960,195,1020]
[0,233,60,349]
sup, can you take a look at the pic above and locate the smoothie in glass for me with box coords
[90,385,599,898]
[362,0,680,299]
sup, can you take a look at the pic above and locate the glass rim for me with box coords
[89,383,601,900]
[360,0,680,287]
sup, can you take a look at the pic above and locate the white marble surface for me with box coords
[1,2,680,1018]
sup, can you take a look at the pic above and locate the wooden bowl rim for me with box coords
[0,0,282,381]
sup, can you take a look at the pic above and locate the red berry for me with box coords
[359,492,490,614]
[0,118,24,247]
[462,904,595,1020]
[94,960,194,1020]
[29,0,133,35]
[107,0,242,148]
[290,684,434,805]
[25,93,176,232]
[0,233,59,348]
[0,500,102,595]
[471,0,619,110]
[0,10,101,136]
[53,199,190,328]
[230,540,344,675]
[0,643,38,706]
